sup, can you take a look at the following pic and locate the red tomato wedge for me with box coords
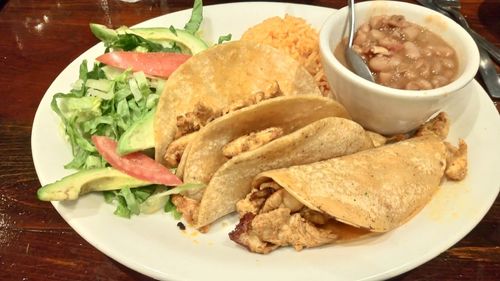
[92,135,182,186]
[95,51,190,78]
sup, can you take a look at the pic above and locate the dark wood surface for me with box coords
[0,0,498,280]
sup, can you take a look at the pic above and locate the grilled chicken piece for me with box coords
[445,139,468,181]
[176,103,221,138]
[174,82,283,140]
[230,208,338,254]
[231,185,339,254]
[164,133,197,168]
[222,81,283,114]
[416,112,450,140]
[222,127,284,158]
[366,131,387,147]
[171,195,199,226]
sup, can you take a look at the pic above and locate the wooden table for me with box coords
[0,0,498,280]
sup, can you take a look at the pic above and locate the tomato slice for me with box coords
[96,51,190,78]
[92,135,182,186]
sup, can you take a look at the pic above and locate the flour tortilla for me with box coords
[253,135,448,232]
[154,40,322,164]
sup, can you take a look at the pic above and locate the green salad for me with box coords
[41,0,229,218]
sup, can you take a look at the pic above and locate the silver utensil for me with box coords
[434,0,500,64]
[417,0,500,98]
[345,0,374,82]
[478,47,500,98]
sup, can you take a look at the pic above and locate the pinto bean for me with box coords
[431,76,449,88]
[354,31,368,46]
[405,81,421,90]
[417,79,433,90]
[370,46,391,56]
[392,30,405,41]
[434,46,454,57]
[388,15,407,27]
[369,29,385,40]
[421,47,433,57]
[369,56,392,72]
[369,15,386,29]
[352,45,362,54]
[378,72,393,84]
[443,70,455,79]
[404,70,418,80]
[403,42,420,59]
[379,37,404,51]
[418,62,431,78]
[441,58,456,69]
[431,61,443,74]
[403,25,421,41]
[359,23,371,33]
[388,55,402,68]
[414,59,425,69]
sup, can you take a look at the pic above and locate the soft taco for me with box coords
[154,40,323,165]
[229,130,468,253]
[172,95,378,229]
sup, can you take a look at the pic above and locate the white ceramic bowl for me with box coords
[319,1,479,134]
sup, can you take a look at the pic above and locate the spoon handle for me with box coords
[347,0,355,47]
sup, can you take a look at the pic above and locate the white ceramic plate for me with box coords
[32,2,500,281]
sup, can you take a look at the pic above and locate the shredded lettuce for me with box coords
[140,183,205,214]
[217,34,232,44]
[51,60,163,170]
[103,186,157,218]
[163,195,182,219]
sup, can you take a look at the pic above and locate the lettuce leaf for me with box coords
[184,0,203,34]
[217,34,232,44]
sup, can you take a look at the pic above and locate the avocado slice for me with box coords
[128,28,208,55]
[37,167,151,201]
[90,23,209,55]
[117,109,155,155]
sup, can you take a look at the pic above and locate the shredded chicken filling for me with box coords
[445,139,468,181]
[164,133,197,168]
[416,112,449,140]
[230,182,341,254]
[164,81,283,167]
[171,195,199,226]
[222,127,284,158]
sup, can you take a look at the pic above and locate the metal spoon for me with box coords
[345,0,374,82]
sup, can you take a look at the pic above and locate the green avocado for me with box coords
[90,23,209,55]
[37,167,150,201]
[117,109,155,155]
[128,28,209,55]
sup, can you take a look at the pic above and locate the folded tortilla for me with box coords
[229,135,448,253]
[253,135,447,232]
[154,40,322,164]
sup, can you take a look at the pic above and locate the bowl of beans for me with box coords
[319,1,479,134]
